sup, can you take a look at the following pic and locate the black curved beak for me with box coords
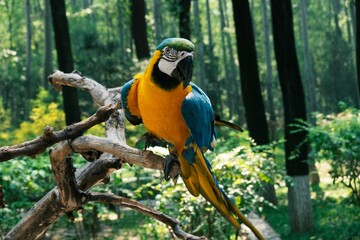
[171,56,193,88]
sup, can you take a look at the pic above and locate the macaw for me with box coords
[121,38,264,240]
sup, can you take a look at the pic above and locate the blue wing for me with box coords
[181,83,216,162]
[121,79,143,125]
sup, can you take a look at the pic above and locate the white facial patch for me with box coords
[158,49,193,77]
[158,58,176,77]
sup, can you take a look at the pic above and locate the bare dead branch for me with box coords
[48,70,118,106]
[89,192,207,240]
[71,135,179,179]
[0,104,118,162]
[3,71,186,239]
[50,142,88,210]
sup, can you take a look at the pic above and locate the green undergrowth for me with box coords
[263,180,360,240]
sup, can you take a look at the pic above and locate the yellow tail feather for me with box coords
[180,146,264,240]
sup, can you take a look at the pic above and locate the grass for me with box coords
[262,162,360,240]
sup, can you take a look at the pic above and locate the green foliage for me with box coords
[302,106,360,204]
[264,181,360,240]
[11,88,65,144]
[134,134,285,239]
[0,155,54,236]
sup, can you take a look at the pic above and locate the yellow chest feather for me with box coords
[137,76,191,149]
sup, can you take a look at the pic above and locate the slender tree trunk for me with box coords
[204,0,220,111]
[224,0,242,118]
[50,0,82,125]
[232,0,277,205]
[299,0,320,184]
[131,0,150,60]
[270,0,314,233]
[261,0,276,139]
[345,4,353,44]
[355,0,360,104]
[153,0,162,43]
[193,0,205,90]
[231,0,269,145]
[218,0,230,116]
[299,0,317,121]
[24,0,32,118]
[179,0,191,40]
[260,0,279,199]
[205,0,213,49]
[43,0,53,89]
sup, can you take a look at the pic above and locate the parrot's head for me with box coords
[152,38,195,90]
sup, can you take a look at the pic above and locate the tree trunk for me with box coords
[219,0,242,119]
[153,0,163,43]
[270,0,313,233]
[24,0,32,119]
[204,0,220,112]
[232,0,277,206]
[288,175,314,232]
[43,0,53,89]
[299,0,317,121]
[131,0,150,60]
[299,0,320,185]
[231,0,269,146]
[193,0,205,90]
[178,0,191,40]
[50,0,81,125]
[261,0,276,140]
[219,0,232,117]
[356,0,360,102]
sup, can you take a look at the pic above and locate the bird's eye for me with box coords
[164,47,171,55]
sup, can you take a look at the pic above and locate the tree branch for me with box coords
[0,103,118,162]
[2,70,187,239]
[88,192,207,240]
[48,70,119,106]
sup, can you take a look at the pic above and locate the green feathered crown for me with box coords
[156,38,195,52]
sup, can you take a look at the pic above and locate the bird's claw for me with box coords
[164,153,180,181]
[136,132,167,149]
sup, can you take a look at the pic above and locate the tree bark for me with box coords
[232,0,277,206]
[218,0,232,116]
[299,0,317,121]
[298,0,320,185]
[50,0,81,125]
[153,0,163,43]
[43,0,53,89]
[261,0,276,139]
[131,0,150,60]
[288,175,314,233]
[270,0,313,233]
[356,0,360,102]
[193,0,206,91]
[178,0,191,40]
[24,0,32,118]
[231,0,269,146]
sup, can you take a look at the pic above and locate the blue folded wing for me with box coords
[181,82,216,162]
[121,79,143,125]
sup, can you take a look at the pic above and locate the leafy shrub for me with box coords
[302,106,360,204]
[138,134,285,239]
[11,88,65,144]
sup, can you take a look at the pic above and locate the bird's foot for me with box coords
[163,153,180,181]
[136,132,167,149]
